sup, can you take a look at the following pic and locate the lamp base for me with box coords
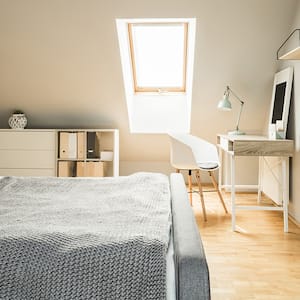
[227,130,245,135]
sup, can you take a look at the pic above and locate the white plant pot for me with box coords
[8,114,27,129]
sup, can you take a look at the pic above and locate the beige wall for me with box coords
[280,1,300,222]
[0,0,297,184]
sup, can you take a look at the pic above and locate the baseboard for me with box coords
[221,184,259,193]
[289,214,300,227]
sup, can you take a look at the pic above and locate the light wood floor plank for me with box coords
[191,187,300,300]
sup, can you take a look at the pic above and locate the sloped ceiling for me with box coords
[0,0,297,164]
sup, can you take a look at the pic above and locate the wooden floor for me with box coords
[190,187,300,300]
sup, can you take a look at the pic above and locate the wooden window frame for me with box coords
[128,22,188,93]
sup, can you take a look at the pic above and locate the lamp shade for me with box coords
[217,95,232,111]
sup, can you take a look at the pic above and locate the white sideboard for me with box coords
[0,129,119,177]
[0,129,56,176]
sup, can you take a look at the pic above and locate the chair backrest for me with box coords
[169,133,220,171]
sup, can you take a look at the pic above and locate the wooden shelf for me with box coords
[57,129,119,177]
[278,45,300,60]
[277,28,300,60]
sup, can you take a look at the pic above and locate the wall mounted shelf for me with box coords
[277,29,300,60]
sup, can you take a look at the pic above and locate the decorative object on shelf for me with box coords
[100,151,114,161]
[268,124,276,140]
[217,86,245,135]
[275,120,285,139]
[8,110,27,129]
[277,28,300,60]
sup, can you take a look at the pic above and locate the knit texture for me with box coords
[0,173,171,300]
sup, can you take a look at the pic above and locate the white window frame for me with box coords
[128,22,188,93]
[116,18,196,133]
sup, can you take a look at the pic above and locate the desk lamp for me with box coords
[218,86,245,135]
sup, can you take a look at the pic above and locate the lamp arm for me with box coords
[227,86,244,105]
[235,101,244,131]
[226,86,245,132]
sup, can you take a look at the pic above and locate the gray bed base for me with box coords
[170,173,211,300]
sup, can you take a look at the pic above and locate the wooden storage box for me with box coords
[58,161,74,177]
[100,151,114,161]
[76,161,105,177]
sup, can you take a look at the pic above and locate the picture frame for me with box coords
[268,66,293,139]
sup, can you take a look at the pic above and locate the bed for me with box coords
[0,172,210,300]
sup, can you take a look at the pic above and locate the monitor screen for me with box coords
[271,81,286,124]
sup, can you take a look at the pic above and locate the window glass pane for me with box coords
[129,23,187,91]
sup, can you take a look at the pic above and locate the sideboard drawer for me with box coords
[0,150,55,169]
[0,168,55,176]
[0,131,55,150]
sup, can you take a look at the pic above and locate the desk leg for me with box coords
[257,156,263,204]
[218,148,223,190]
[282,157,289,233]
[230,154,236,231]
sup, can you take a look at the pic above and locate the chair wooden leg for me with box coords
[177,169,193,206]
[188,170,193,206]
[209,171,228,213]
[196,170,207,221]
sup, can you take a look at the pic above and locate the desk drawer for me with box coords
[218,135,294,156]
[232,140,294,156]
[219,136,233,151]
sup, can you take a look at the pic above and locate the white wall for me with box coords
[0,0,297,184]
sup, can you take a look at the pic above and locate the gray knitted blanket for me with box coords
[0,173,171,300]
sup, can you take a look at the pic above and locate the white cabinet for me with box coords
[0,129,119,177]
[0,130,56,176]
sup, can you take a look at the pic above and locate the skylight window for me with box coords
[116,18,196,133]
[128,23,188,93]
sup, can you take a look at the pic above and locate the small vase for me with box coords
[8,113,27,129]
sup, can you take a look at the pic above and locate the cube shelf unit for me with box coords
[57,129,119,177]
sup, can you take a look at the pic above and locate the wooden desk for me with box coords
[217,134,294,232]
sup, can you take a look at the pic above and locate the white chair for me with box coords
[169,133,228,221]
